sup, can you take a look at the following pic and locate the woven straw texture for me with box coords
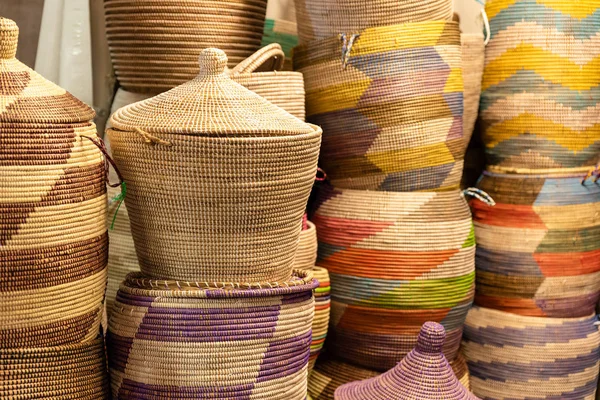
[0,17,107,348]
[308,353,471,400]
[295,21,465,192]
[480,0,600,169]
[230,44,306,120]
[293,0,453,43]
[104,0,268,93]
[108,271,317,399]
[108,49,321,283]
[463,306,600,400]
[313,185,475,371]
[0,336,110,399]
[334,322,479,400]
[471,169,600,317]
[461,34,485,151]
[294,220,318,270]
[261,18,298,70]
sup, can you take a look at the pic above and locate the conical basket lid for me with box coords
[335,322,480,400]
[0,17,95,124]
[110,48,313,136]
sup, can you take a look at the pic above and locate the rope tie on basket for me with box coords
[582,163,600,184]
[315,167,327,181]
[340,33,360,70]
[481,9,491,45]
[462,187,496,206]
[134,127,172,146]
[81,136,127,229]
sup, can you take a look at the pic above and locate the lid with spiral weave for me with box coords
[334,322,480,400]
[0,17,95,124]
[110,47,313,136]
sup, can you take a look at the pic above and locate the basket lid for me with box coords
[334,322,480,400]
[0,17,95,124]
[110,48,313,136]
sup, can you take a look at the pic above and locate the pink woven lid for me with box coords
[335,322,480,400]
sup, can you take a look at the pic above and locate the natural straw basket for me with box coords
[293,0,453,43]
[308,352,471,400]
[261,18,298,69]
[230,43,306,120]
[294,21,465,192]
[108,48,321,283]
[0,336,110,399]
[0,17,108,348]
[480,0,600,169]
[313,185,475,371]
[463,306,600,400]
[334,322,479,399]
[108,270,317,399]
[461,34,485,150]
[294,219,318,270]
[104,0,268,93]
[471,167,600,317]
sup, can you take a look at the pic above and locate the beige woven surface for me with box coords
[294,221,318,270]
[462,34,485,150]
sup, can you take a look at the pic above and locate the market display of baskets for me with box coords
[0,17,107,348]
[312,185,475,370]
[293,0,453,43]
[471,168,600,317]
[104,0,269,93]
[107,270,317,399]
[480,0,600,169]
[108,48,321,283]
[295,20,465,192]
[463,306,600,400]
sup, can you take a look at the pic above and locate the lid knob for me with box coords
[416,322,446,353]
[0,17,18,59]
[198,48,228,77]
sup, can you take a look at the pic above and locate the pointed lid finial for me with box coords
[0,17,18,59]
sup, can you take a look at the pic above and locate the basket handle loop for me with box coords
[481,8,491,45]
[582,163,600,185]
[230,43,286,74]
[134,127,172,147]
[462,187,496,206]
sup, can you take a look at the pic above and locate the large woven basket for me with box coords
[104,0,268,93]
[0,17,107,348]
[308,353,471,400]
[108,270,316,399]
[462,34,485,151]
[108,48,321,283]
[293,0,453,43]
[480,0,600,169]
[471,168,600,317]
[230,43,306,120]
[294,21,465,192]
[334,322,479,399]
[312,185,475,371]
[0,336,110,399]
[463,306,600,400]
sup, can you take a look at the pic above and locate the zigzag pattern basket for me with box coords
[463,306,600,400]
[471,168,600,317]
[294,21,465,192]
[480,0,600,168]
[107,271,317,399]
[312,185,475,371]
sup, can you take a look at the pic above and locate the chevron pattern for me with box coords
[481,0,600,168]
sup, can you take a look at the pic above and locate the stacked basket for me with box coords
[105,48,322,399]
[0,17,110,398]
[463,1,600,398]
[291,1,486,397]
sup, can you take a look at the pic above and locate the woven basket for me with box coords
[308,353,471,400]
[313,185,475,370]
[480,0,600,169]
[261,18,298,70]
[108,270,316,399]
[0,17,108,348]
[334,322,479,399]
[0,336,110,399]
[104,0,268,93]
[462,34,485,150]
[294,21,465,192]
[230,43,306,120]
[309,265,331,373]
[293,0,453,43]
[463,306,600,400]
[294,219,318,270]
[108,48,321,283]
[471,168,600,317]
